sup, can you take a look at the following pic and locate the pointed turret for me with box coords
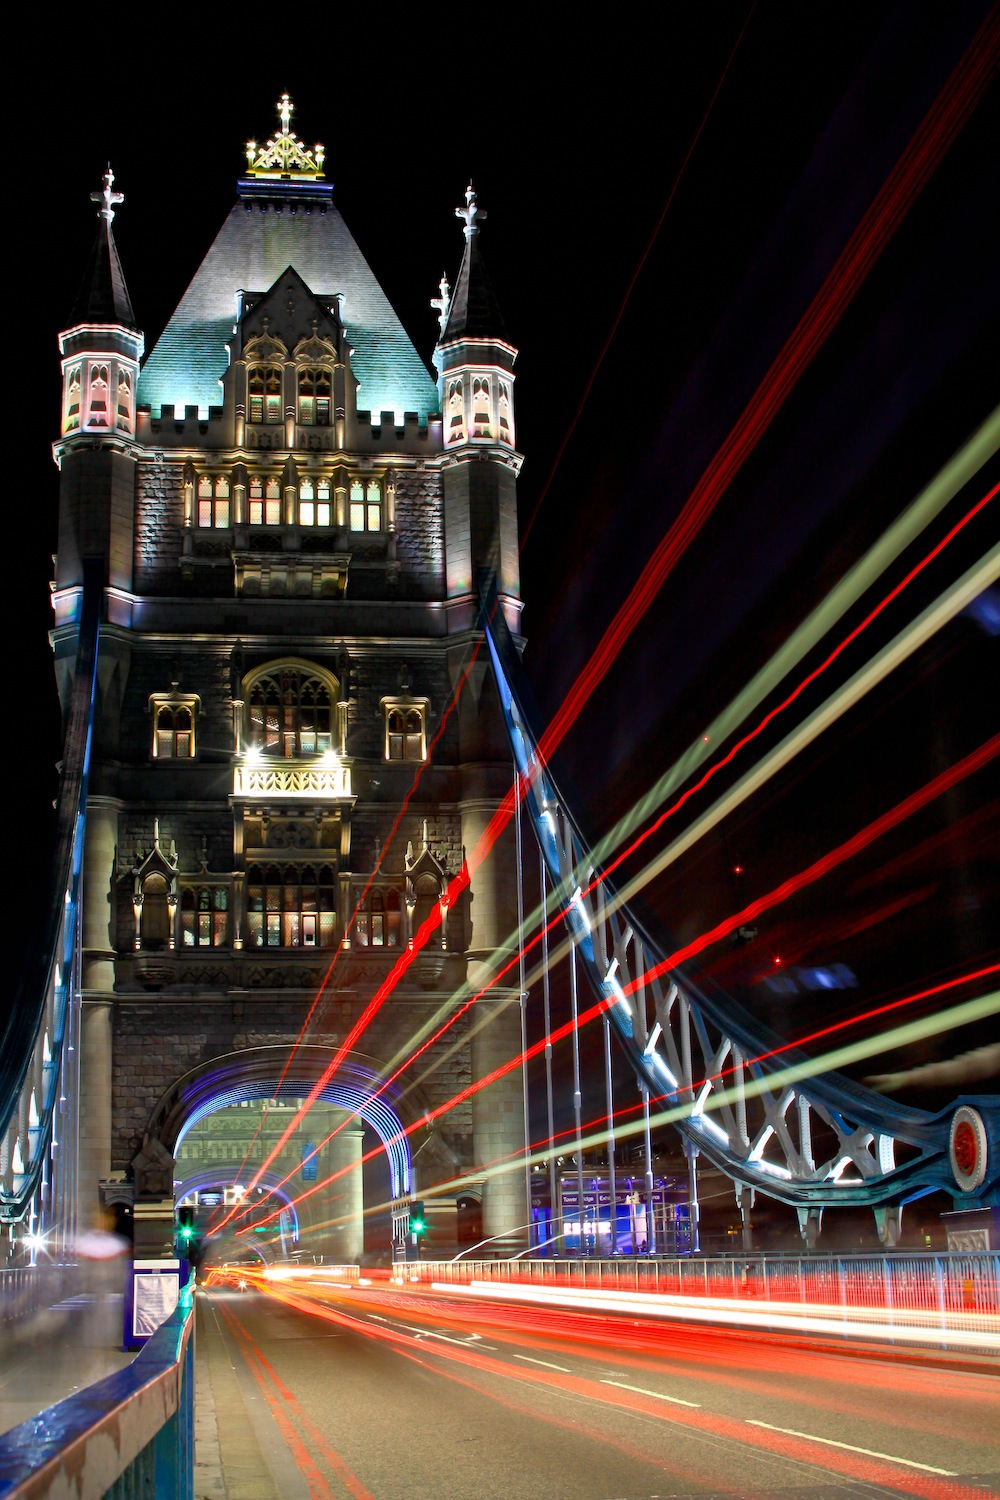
[435,184,520,630]
[54,168,144,602]
[70,167,138,330]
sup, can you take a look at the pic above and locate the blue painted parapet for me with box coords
[0,1285,195,1500]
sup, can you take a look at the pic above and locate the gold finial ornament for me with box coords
[244,95,325,181]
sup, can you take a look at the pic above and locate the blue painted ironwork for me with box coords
[1,564,101,1240]
[0,1284,195,1499]
[481,590,1000,1228]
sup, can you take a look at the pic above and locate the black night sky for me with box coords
[14,6,1000,1239]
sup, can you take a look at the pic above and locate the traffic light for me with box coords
[176,1204,201,1264]
[408,1201,426,1236]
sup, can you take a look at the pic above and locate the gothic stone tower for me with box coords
[51,100,525,1261]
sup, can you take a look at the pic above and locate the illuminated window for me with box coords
[353,887,402,947]
[64,365,82,432]
[87,364,110,427]
[498,382,513,445]
[447,379,465,444]
[246,863,337,948]
[299,477,332,526]
[246,665,335,757]
[384,704,426,761]
[349,477,382,532]
[181,886,229,947]
[139,873,171,950]
[472,376,492,438]
[116,368,133,433]
[248,475,282,525]
[298,368,332,426]
[196,474,231,529]
[150,693,200,759]
[248,365,283,424]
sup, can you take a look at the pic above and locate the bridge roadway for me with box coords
[8,1272,996,1499]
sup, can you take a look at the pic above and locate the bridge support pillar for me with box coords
[738,1184,754,1251]
[874,1204,902,1247]
[797,1206,824,1249]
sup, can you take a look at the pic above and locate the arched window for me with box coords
[447,379,465,444]
[181,886,229,947]
[498,381,513,445]
[472,376,492,438]
[140,873,171,950]
[298,477,332,527]
[246,863,337,947]
[246,665,335,757]
[354,887,401,948]
[87,364,110,427]
[197,474,231,529]
[349,477,382,532]
[116,368,133,433]
[385,706,425,761]
[154,703,194,758]
[298,368,332,426]
[64,365,82,432]
[248,474,282,525]
[248,366,283,424]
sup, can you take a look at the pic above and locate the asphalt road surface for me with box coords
[196,1279,999,1500]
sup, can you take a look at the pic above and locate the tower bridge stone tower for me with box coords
[51,101,525,1261]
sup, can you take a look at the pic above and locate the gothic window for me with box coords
[447,380,465,444]
[116,368,133,433]
[297,368,332,426]
[87,364,110,427]
[299,477,332,526]
[349,477,382,532]
[249,475,282,525]
[498,382,513,445]
[353,887,402,948]
[197,474,231,528]
[140,873,171,950]
[150,693,199,759]
[64,365,82,432]
[246,863,337,948]
[246,665,335,757]
[248,365,283,424]
[384,704,426,761]
[181,886,229,947]
[472,377,492,438]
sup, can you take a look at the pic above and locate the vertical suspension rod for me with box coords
[604,1014,617,1257]
[540,848,558,1253]
[570,941,586,1255]
[515,769,532,1250]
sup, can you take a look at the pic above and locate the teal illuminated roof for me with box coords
[138,198,439,422]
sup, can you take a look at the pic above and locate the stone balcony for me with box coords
[232,757,352,800]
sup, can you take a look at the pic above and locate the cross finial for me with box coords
[430,273,451,337]
[455,183,486,239]
[278,93,294,133]
[91,165,124,223]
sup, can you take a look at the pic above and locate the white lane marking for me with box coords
[360,1311,496,1348]
[746,1420,956,1475]
[601,1379,700,1408]
[513,1354,571,1372]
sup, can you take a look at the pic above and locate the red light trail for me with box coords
[209,13,998,1242]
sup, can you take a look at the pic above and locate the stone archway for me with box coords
[133,1046,425,1262]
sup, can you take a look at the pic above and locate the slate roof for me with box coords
[70,212,137,329]
[138,198,440,422]
[442,229,506,343]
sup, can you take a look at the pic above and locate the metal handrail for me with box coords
[0,1286,195,1500]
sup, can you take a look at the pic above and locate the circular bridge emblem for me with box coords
[949,1106,987,1192]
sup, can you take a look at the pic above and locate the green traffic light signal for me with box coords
[408,1200,426,1235]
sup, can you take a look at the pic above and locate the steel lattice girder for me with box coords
[482,601,999,1212]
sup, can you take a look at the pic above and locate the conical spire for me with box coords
[441,184,506,342]
[69,167,137,329]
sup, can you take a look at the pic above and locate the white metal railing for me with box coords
[396,1252,1000,1354]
